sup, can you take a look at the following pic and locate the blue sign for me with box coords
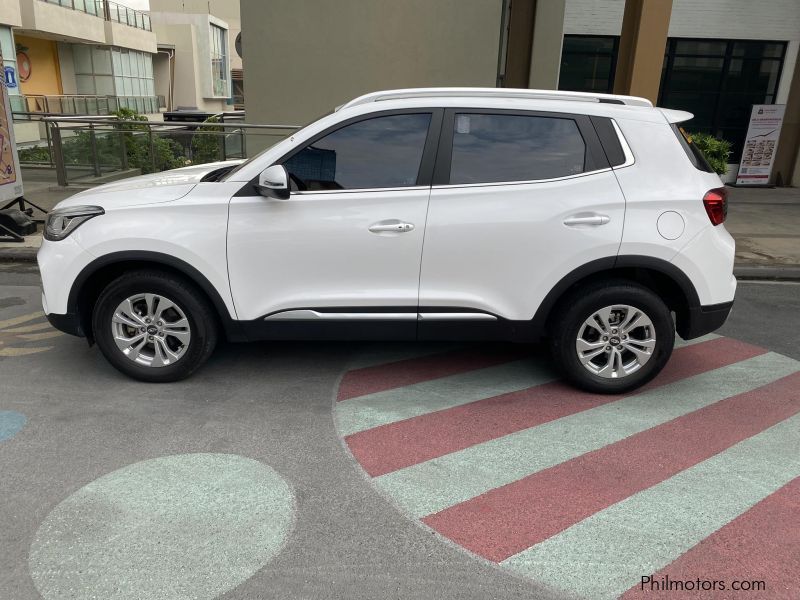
[4,66,17,88]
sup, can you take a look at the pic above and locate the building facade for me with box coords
[241,0,800,185]
[2,0,158,146]
[149,0,240,113]
[559,0,800,177]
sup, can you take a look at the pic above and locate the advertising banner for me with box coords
[0,45,24,203]
[735,104,786,186]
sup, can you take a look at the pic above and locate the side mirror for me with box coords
[256,165,290,200]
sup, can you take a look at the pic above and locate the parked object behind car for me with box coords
[38,88,735,393]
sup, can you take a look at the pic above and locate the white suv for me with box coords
[38,88,735,393]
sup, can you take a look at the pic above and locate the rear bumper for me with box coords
[678,301,733,340]
[46,312,84,338]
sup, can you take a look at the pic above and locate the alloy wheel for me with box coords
[111,293,192,368]
[575,304,656,379]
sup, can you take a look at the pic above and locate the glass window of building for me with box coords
[210,24,228,97]
[557,35,787,163]
[559,35,619,94]
[73,45,155,112]
[659,39,786,161]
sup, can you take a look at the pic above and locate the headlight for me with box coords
[44,206,104,241]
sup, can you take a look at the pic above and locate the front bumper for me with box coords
[678,301,734,340]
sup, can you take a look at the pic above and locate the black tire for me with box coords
[92,270,218,382]
[549,280,675,394]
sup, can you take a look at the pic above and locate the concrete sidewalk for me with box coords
[2,181,799,278]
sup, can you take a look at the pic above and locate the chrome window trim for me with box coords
[290,185,430,196]
[430,167,613,190]
[611,119,635,169]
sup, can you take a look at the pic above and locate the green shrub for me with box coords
[18,146,51,163]
[687,132,731,175]
[190,116,224,165]
[60,109,186,175]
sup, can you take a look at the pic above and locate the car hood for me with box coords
[54,160,245,211]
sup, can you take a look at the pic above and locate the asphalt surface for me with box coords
[1,267,798,600]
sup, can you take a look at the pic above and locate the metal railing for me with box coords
[39,0,152,31]
[15,94,164,116]
[105,1,151,31]
[26,117,301,186]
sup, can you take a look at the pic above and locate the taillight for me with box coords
[703,187,728,226]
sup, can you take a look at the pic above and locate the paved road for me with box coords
[1,267,798,600]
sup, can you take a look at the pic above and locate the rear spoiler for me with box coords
[660,108,693,124]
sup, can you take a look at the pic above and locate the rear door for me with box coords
[418,109,626,330]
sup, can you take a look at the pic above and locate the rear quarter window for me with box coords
[672,125,715,173]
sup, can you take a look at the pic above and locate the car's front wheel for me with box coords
[92,270,218,382]
[550,281,674,394]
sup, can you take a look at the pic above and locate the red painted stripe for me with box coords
[423,370,800,563]
[337,346,531,401]
[346,338,765,477]
[622,477,800,600]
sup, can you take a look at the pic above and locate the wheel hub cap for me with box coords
[575,304,656,379]
[111,293,192,368]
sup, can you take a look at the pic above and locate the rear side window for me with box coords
[284,113,431,190]
[448,113,587,185]
[671,125,715,173]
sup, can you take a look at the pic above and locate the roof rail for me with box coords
[338,87,653,110]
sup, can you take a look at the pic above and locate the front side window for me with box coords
[448,113,586,185]
[283,113,431,191]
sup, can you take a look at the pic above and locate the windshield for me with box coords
[222,109,335,181]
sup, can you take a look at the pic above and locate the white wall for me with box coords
[565,0,800,41]
[149,11,231,101]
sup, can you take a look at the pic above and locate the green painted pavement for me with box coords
[501,413,800,599]
[375,353,800,518]
[29,453,295,600]
[336,360,556,436]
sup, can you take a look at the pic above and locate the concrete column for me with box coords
[775,58,800,186]
[528,0,566,90]
[502,0,535,88]
[613,0,673,103]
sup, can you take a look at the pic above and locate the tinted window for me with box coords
[448,114,586,184]
[672,125,714,173]
[284,113,431,191]
[559,35,619,94]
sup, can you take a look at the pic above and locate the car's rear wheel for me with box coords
[550,281,674,394]
[92,270,218,382]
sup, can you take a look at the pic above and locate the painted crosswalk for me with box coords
[334,336,800,599]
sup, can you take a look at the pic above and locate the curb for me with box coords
[0,246,39,263]
[1,247,799,281]
[733,265,800,281]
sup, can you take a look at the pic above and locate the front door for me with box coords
[227,110,440,338]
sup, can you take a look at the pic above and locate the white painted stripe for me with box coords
[673,333,720,348]
[502,414,800,599]
[375,352,799,518]
[337,360,557,437]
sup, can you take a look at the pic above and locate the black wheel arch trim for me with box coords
[67,251,247,342]
[532,254,703,335]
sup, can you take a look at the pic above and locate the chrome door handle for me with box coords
[369,220,415,233]
[563,214,611,226]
